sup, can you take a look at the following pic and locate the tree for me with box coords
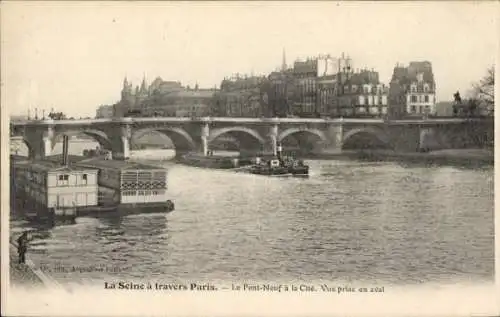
[48,111,66,120]
[471,66,494,116]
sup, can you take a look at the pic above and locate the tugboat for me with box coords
[248,144,309,177]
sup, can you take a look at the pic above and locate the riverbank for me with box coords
[175,153,251,169]
[306,149,493,168]
[175,148,493,170]
[9,241,52,289]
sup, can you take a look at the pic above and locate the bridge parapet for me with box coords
[10,116,487,128]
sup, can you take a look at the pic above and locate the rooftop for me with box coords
[169,89,215,98]
[391,61,435,84]
[75,157,164,171]
[44,154,90,164]
[12,157,97,173]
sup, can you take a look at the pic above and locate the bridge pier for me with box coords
[419,128,440,151]
[201,123,209,156]
[23,126,54,159]
[321,124,343,154]
[268,124,278,156]
[107,123,131,160]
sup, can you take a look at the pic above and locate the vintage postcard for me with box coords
[1,1,498,316]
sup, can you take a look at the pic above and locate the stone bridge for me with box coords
[10,117,494,160]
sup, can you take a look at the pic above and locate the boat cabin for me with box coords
[75,158,169,205]
[269,159,281,168]
[11,159,99,209]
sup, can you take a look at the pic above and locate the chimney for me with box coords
[277,142,283,160]
[62,135,69,166]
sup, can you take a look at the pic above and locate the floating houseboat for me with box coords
[74,157,175,215]
[11,147,99,221]
[10,135,175,222]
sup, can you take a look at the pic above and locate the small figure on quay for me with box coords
[453,91,462,116]
[16,231,30,264]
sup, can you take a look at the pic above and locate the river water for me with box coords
[9,140,494,287]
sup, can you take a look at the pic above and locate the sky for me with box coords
[2,1,498,117]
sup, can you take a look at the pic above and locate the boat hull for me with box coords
[289,166,309,176]
[11,192,175,221]
[76,200,175,217]
[248,165,309,177]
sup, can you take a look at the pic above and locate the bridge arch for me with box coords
[52,129,113,151]
[278,128,327,143]
[342,127,393,150]
[278,128,328,154]
[10,136,35,158]
[131,127,197,153]
[209,127,266,151]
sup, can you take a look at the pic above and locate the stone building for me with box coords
[336,69,388,117]
[316,74,338,117]
[389,61,437,118]
[265,69,295,117]
[215,74,266,117]
[114,76,215,117]
[292,58,318,117]
[95,105,114,118]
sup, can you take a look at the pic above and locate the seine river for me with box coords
[10,141,494,288]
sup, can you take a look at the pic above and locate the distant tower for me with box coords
[121,76,133,102]
[281,48,287,71]
[140,73,148,94]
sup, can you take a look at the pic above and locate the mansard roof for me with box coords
[391,61,435,85]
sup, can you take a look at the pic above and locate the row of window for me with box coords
[358,95,388,106]
[409,105,434,114]
[326,107,388,116]
[408,94,433,103]
[122,190,166,196]
[56,173,88,186]
[410,84,431,93]
[296,97,316,104]
[342,85,388,94]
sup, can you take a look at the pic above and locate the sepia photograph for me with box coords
[1,1,498,316]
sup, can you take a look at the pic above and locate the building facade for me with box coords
[336,69,388,117]
[316,74,338,117]
[114,76,215,118]
[265,70,295,117]
[96,105,114,118]
[389,61,437,117]
[109,55,435,120]
[292,58,318,117]
[215,75,266,117]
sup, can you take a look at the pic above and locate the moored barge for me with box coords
[10,136,175,223]
[74,157,175,216]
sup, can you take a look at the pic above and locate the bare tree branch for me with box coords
[469,66,495,115]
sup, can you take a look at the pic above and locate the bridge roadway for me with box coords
[10,116,493,160]
[10,116,486,126]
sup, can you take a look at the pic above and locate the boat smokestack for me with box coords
[62,135,69,166]
[277,143,283,159]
